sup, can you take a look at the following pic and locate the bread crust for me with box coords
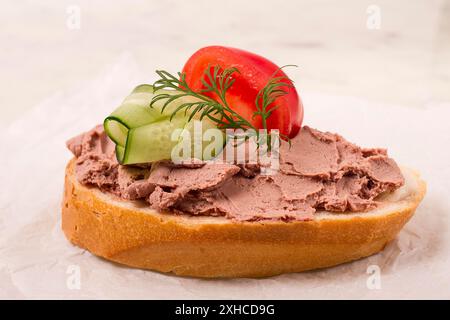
[62,159,426,278]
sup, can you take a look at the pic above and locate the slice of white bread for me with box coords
[62,159,426,278]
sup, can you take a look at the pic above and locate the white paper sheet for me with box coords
[1,54,449,299]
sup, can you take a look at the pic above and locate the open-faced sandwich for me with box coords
[62,46,426,278]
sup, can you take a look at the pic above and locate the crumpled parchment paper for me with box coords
[0,54,449,299]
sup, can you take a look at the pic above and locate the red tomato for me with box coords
[181,46,303,138]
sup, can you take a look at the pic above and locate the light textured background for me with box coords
[1,0,449,299]
[1,0,450,123]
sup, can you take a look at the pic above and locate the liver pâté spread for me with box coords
[67,125,404,222]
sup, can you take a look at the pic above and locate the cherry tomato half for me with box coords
[181,46,303,138]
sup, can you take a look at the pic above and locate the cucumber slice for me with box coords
[120,117,223,164]
[104,118,128,146]
[104,89,158,146]
[115,145,125,163]
[104,84,222,165]
[131,84,154,94]
[121,117,187,164]
[183,116,223,159]
[105,85,197,145]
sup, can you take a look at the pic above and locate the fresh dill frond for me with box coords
[150,64,296,149]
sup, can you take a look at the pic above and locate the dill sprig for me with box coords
[150,64,295,148]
